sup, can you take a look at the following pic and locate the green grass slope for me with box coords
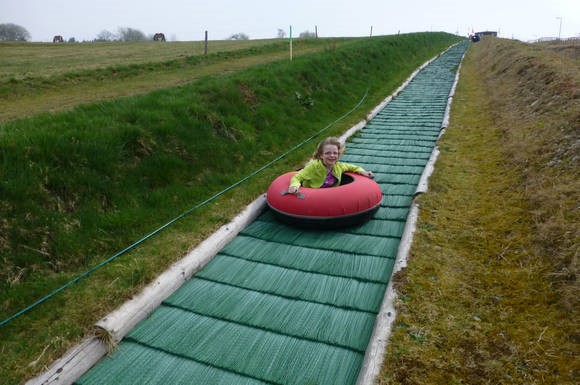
[0,32,462,384]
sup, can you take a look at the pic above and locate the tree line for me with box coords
[0,23,30,41]
[0,23,319,43]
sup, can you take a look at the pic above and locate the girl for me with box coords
[288,137,373,194]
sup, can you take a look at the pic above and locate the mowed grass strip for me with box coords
[0,39,291,80]
[0,32,463,384]
[378,38,578,384]
[0,38,350,123]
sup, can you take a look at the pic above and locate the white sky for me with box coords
[1,0,578,43]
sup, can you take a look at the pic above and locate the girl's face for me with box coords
[321,144,339,168]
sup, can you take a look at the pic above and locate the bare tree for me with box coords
[95,30,116,42]
[118,27,147,42]
[277,28,287,39]
[228,33,250,40]
[0,23,31,41]
[299,30,317,39]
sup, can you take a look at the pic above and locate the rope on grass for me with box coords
[0,88,369,328]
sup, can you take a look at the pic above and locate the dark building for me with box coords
[475,31,498,38]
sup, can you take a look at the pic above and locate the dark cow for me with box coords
[153,33,166,42]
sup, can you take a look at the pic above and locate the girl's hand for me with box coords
[360,171,374,178]
[288,185,299,194]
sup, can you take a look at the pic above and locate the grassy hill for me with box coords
[0,32,462,384]
[378,38,578,384]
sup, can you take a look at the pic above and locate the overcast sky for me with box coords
[1,0,578,43]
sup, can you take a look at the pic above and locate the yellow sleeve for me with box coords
[289,172,302,188]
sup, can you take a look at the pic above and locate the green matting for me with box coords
[76,41,469,385]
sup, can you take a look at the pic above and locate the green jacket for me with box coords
[289,159,365,188]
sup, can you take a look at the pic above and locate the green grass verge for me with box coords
[378,38,578,384]
[0,32,462,384]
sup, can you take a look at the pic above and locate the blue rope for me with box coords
[0,88,369,328]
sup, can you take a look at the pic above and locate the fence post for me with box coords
[204,30,208,55]
[289,25,293,61]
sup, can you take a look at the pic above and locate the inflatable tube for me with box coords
[266,172,382,229]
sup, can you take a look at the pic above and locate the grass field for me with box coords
[0,38,350,122]
[0,39,283,79]
[0,32,463,384]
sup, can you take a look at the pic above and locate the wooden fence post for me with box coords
[204,30,208,55]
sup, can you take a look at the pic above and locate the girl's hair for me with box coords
[313,137,345,160]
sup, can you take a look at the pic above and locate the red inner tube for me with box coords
[266,172,382,225]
